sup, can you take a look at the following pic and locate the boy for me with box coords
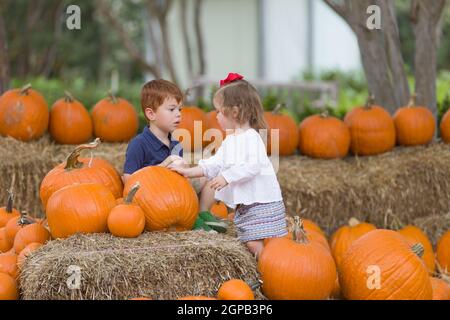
[123,79,224,230]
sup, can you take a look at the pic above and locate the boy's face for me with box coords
[145,97,182,133]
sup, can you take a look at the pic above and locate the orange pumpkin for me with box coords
[217,279,254,300]
[265,106,298,156]
[339,229,432,300]
[40,138,123,208]
[0,84,49,141]
[0,188,20,228]
[107,182,145,238]
[17,242,42,267]
[393,94,435,146]
[13,222,50,254]
[0,228,12,253]
[0,272,19,300]
[330,276,341,299]
[431,277,450,300]
[258,217,337,300]
[49,91,93,144]
[210,201,228,219]
[0,253,18,278]
[344,96,396,156]
[302,218,325,236]
[299,112,350,159]
[123,166,198,231]
[173,106,208,152]
[437,230,450,275]
[5,214,36,245]
[46,183,116,239]
[91,93,138,142]
[397,225,435,274]
[329,217,376,268]
[439,108,450,143]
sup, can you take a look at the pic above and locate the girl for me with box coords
[169,73,288,258]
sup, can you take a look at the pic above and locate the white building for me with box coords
[150,0,362,88]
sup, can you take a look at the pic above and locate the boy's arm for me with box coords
[122,174,131,185]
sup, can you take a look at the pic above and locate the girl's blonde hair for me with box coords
[214,80,268,131]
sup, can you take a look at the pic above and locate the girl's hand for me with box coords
[170,166,191,177]
[210,175,228,191]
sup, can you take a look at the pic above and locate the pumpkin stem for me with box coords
[364,94,375,109]
[20,83,32,95]
[18,211,36,227]
[320,110,330,118]
[408,93,417,107]
[64,138,101,170]
[249,279,263,291]
[125,182,141,204]
[348,217,361,227]
[272,103,285,115]
[384,210,404,230]
[64,90,75,103]
[291,216,310,244]
[108,90,119,104]
[411,243,424,258]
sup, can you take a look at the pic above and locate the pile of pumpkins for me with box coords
[0,84,139,144]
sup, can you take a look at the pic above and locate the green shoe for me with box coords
[199,211,228,233]
[192,215,213,232]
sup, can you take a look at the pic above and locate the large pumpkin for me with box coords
[439,109,450,143]
[437,230,450,275]
[40,138,123,208]
[123,166,198,231]
[265,105,298,156]
[49,91,93,144]
[46,183,116,239]
[329,217,376,268]
[298,112,350,159]
[344,96,396,156]
[173,106,208,153]
[393,94,435,146]
[91,93,138,142]
[0,84,49,141]
[397,225,435,274]
[258,217,337,300]
[339,229,432,300]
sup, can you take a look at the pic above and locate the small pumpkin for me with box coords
[13,221,50,254]
[258,217,337,300]
[430,277,450,300]
[46,183,116,239]
[265,104,298,156]
[339,229,432,300]
[210,201,228,219]
[40,138,123,208]
[173,106,208,152]
[0,84,49,141]
[344,96,396,156]
[439,108,450,143]
[91,92,138,142]
[49,91,93,144]
[437,230,450,276]
[123,166,198,231]
[298,112,351,159]
[393,94,435,146]
[217,279,255,300]
[5,213,36,245]
[0,186,20,228]
[329,217,376,268]
[107,182,145,238]
[0,253,18,278]
[0,272,19,300]
[397,225,435,274]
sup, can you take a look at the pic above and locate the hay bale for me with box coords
[19,231,261,300]
[0,135,127,217]
[278,142,450,235]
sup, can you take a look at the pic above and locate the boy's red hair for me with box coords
[141,79,183,119]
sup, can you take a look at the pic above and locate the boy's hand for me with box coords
[210,175,228,191]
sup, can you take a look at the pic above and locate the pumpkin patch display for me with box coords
[91,92,138,142]
[49,91,93,144]
[40,138,123,208]
[393,94,435,146]
[264,105,298,156]
[397,225,435,274]
[298,112,351,159]
[123,166,198,231]
[107,182,145,238]
[0,84,49,142]
[258,217,337,300]
[339,229,432,300]
[46,183,116,239]
[344,96,396,156]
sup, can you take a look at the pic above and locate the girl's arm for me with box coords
[171,165,205,178]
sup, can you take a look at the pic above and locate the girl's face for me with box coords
[213,95,237,131]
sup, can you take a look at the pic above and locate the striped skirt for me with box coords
[234,201,288,242]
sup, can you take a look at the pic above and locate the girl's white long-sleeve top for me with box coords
[198,128,283,209]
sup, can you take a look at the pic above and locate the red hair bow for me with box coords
[220,73,244,87]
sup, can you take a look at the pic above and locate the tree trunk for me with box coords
[0,3,9,94]
[180,0,193,81]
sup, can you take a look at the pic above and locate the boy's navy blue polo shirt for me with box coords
[123,126,183,174]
